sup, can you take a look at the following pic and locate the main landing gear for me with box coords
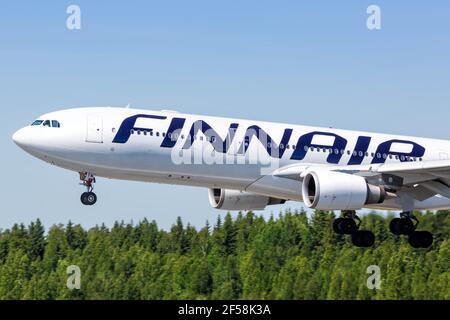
[333,211,375,247]
[389,211,433,248]
[79,172,97,206]
[332,210,434,248]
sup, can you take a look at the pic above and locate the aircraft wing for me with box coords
[272,160,450,200]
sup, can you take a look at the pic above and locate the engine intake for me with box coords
[302,171,388,210]
[208,188,285,211]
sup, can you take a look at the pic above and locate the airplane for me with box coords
[12,107,450,248]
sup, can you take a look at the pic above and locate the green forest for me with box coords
[0,210,448,300]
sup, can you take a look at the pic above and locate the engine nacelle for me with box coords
[302,171,387,210]
[208,188,285,211]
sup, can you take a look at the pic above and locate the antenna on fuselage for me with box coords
[125,103,131,109]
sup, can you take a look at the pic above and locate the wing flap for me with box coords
[421,180,450,199]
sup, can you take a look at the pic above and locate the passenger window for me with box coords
[43,120,51,127]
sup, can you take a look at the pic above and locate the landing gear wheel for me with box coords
[420,231,434,248]
[389,218,402,235]
[333,218,345,234]
[80,192,97,206]
[397,218,416,235]
[86,192,97,205]
[408,231,433,248]
[339,218,358,235]
[81,192,89,205]
[351,230,375,248]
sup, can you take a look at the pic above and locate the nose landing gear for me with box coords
[389,211,433,248]
[333,211,375,247]
[80,172,97,206]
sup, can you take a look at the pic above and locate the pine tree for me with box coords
[28,219,46,260]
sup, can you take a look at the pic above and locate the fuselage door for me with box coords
[86,115,103,143]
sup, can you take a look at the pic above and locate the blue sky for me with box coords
[1,1,450,230]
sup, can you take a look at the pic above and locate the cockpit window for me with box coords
[31,119,61,128]
[31,120,44,126]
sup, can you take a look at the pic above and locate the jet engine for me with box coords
[302,170,389,210]
[208,188,286,211]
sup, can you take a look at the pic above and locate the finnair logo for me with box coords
[112,114,426,168]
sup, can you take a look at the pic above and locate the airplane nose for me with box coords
[12,128,29,148]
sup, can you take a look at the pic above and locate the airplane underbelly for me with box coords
[43,148,262,190]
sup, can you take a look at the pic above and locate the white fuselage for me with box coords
[12,107,450,211]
